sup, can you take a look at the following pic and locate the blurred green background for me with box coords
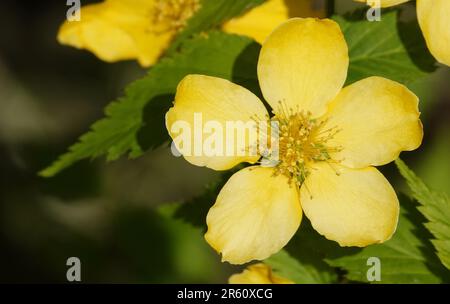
[0,1,448,283]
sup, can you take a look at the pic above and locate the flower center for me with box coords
[151,0,200,33]
[269,107,342,187]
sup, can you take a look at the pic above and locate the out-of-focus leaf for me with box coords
[334,10,436,86]
[265,249,337,284]
[396,158,450,270]
[156,203,225,283]
[109,204,224,283]
[415,127,450,196]
[40,32,260,177]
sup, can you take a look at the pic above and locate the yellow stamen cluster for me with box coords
[273,108,341,187]
[152,0,201,33]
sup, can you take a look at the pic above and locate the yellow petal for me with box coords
[258,18,348,118]
[300,163,399,247]
[354,0,410,7]
[205,167,301,264]
[166,75,269,171]
[323,77,423,169]
[417,0,450,66]
[222,0,326,44]
[229,263,294,284]
[57,0,172,67]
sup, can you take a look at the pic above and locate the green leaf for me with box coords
[264,216,341,284]
[326,201,450,283]
[396,158,450,270]
[168,0,266,53]
[334,10,436,86]
[264,247,337,284]
[266,250,330,284]
[40,32,261,177]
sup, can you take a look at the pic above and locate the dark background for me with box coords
[0,1,449,283]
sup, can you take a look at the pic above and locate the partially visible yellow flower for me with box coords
[166,18,423,264]
[58,0,200,67]
[229,264,293,284]
[355,0,450,66]
[223,0,326,44]
[57,0,325,66]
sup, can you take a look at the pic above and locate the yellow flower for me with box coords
[58,0,201,67]
[223,0,326,44]
[57,0,325,66]
[229,263,293,284]
[355,0,450,66]
[166,18,423,264]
